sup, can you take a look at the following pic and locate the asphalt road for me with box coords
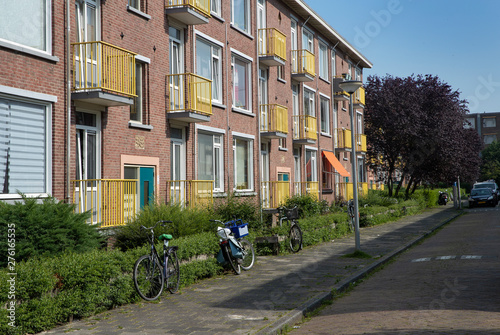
[292,205,500,335]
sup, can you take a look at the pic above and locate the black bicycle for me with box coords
[277,206,303,253]
[133,220,180,301]
[346,199,355,232]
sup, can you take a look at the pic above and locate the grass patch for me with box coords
[341,250,372,259]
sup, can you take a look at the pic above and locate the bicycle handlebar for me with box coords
[140,220,173,231]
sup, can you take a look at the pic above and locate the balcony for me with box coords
[166,73,212,123]
[260,104,288,138]
[166,180,213,207]
[261,181,290,209]
[335,128,352,150]
[354,86,365,106]
[71,179,137,227]
[332,76,350,101]
[293,181,319,200]
[165,0,210,25]
[338,182,369,200]
[258,28,286,67]
[356,134,367,152]
[291,49,315,82]
[293,115,317,144]
[72,41,136,106]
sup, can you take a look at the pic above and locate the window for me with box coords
[277,65,285,81]
[302,28,314,52]
[196,37,222,103]
[0,98,51,196]
[0,0,51,53]
[198,132,224,192]
[211,0,221,16]
[279,137,287,150]
[233,136,254,191]
[331,50,336,77]
[322,154,333,190]
[303,87,315,117]
[320,96,330,134]
[130,61,144,122]
[232,0,250,33]
[464,117,475,129]
[232,54,252,112]
[483,117,496,128]
[319,42,328,79]
[305,149,317,182]
[355,66,361,81]
[128,0,145,12]
[484,134,497,145]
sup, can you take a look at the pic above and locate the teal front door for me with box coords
[140,167,155,208]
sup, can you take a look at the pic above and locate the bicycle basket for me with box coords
[230,222,249,239]
[284,207,299,220]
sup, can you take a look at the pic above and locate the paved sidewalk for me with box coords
[44,206,461,335]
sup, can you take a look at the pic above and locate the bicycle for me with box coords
[133,220,180,301]
[210,219,255,275]
[277,206,303,253]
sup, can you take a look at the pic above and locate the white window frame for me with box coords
[211,0,221,17]
[318,41,329,80]
[331,49,336,78]
[196,36,223,103]
[305,148,317,183]
[130,55,150,124]
[302,27,314,53]
[303,85,316,117]
[232,132,254,192]
[231,50,253,114]
[0,0,52,56]
[231,0,250,34]
[320,94,330,135]
[0,91,54,199]
[197,129,224,192]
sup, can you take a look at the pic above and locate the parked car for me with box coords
[472,180,499,205]
[469,188,497,208]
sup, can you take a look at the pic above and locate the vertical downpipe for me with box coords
[66,0,72,202]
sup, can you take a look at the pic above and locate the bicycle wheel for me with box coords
[239,238,255,271]
[289,222,302,253]
[133,254,164,301]
[223,243,241,275]
[166,250,180,294]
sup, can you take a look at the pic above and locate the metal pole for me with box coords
[349,94,361,251]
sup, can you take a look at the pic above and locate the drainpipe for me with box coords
[66,0,71,203]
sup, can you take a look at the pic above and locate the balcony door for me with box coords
[169,26,184,111]
[75,0,100,88]
[292,84,299,138]
[257,0,266,53]
[170,127,186,203]
[259,67,268,131]
[261,142,270,208]
[75,111,101,220]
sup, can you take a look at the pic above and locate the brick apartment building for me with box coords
[0,0,374,226]
[465,112,500,147]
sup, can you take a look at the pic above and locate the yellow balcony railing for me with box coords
[72,41,136,97]
[338,182,369,200]
[166,180,213,207]
[293,115,317,141]
[166,0,211,18]
[166,73,212,116]
[293,181,319,200]
[258,28,287,62]
[260,104,288,134]
[261,181,290,209]
[356,134,367,152]
[354,86,365,105]
[335,128,352,149]
[71,179,138,227]
[291,49,315,77]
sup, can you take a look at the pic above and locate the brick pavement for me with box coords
[43,206,461,335]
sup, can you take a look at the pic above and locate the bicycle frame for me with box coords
[145,227,175,280]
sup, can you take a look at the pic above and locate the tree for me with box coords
[365,74,482,197]
[480,141,500,184]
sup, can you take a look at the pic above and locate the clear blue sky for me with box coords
[307,0,500,114]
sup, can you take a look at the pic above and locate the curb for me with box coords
[257,209,463,335]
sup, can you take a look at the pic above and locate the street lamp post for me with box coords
[339,80,363,251]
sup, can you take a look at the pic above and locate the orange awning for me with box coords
[322,151,350,177]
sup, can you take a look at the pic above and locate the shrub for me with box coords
[213,193,261,229]
[283,194,328,218]
[0,195,102,267]
[113,202,213,251]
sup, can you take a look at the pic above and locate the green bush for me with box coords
[213,193,261,229]
[0,195,102,267]
[283,194,328,218]
[114,202,213,251]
